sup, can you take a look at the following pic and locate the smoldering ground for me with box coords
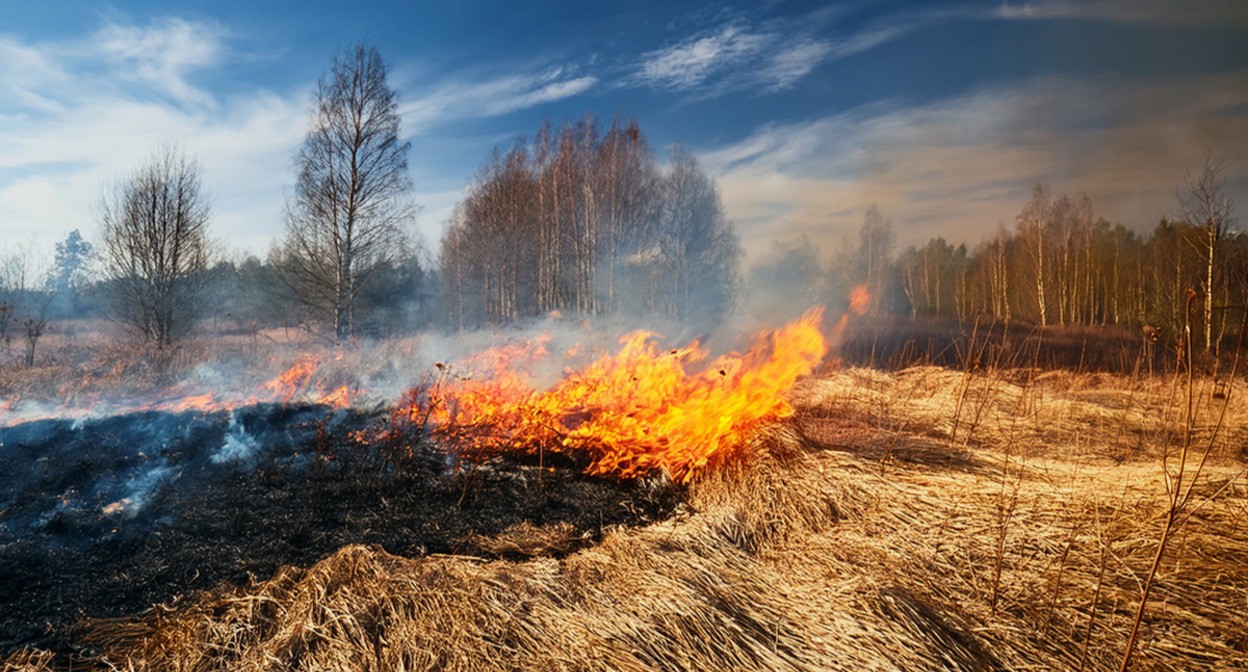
[0,399,679,657]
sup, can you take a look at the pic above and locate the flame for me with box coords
[848,284,870,314]
[157,393,217,414]
[408,309,827,483]
[316,385,354,409]
[261,357,319,404]
[833,282,873,347]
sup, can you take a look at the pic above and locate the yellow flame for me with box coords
[409,309,827,483]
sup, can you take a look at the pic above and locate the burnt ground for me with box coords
[0,404,680,660]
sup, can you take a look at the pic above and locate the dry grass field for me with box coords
[6,352,1246,671]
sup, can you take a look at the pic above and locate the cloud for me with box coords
[627,6,978,99]
[997,0,1248,26]
[759,39,833,91]
[398,68,596,133]
[0,19,305,258]
[699,70,1248,261]
[632,22,837,96]
[637,25,768,90]
[91,17,228,107]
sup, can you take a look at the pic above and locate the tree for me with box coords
[745,236,824,323]
[281,41,416,340]
[47,229,94,316]
[653,146,741,324]
[98,145,211,347]
[1177,154,1238,351]
[437,119,739,328]
[900,237,967,319]
[595,116,660,314]
[857,206,897,316]
[1016,184,1053,326]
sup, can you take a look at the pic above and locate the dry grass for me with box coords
[0,321,436,417]
[5,365,1248,671]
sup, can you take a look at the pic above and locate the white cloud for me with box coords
[0,19,305,259]
[398,68,596,134]
[700,71,1248,261]
[760,39,833,91]
[628,7,998,98]
[638,25,768,90]
[91,17,227,107]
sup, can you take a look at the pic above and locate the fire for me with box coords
[316,385,354,409]
[157,393,217,414]
[261,356,319,404]
[409,309,827,483]
[848,284,870,315]
[832,284,870,342]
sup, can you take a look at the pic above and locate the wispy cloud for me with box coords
[398,67,596,133]
[628,8,967,98]
[997,0,1248,26]
[630,20,844,97]
[91,17,228,107]
[759,39,833,92]
[700,70,1248,260]
[0,18,305,256]
[637,25,769,90]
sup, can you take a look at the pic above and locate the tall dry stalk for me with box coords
[1118,294,1246,671]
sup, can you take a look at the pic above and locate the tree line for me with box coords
[439,116,739,329]
[746,157,1244,354]
[1,39,1242,367]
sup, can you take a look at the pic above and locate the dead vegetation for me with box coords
[5,363,1245,671]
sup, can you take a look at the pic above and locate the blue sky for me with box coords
[2,0,1246,266]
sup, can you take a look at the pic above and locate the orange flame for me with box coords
[158,393,217,414]
[834,284,871,340]
[316,385,354,409]
[408,309,827,483]
[261,357,318,404]
[848,284,870,315]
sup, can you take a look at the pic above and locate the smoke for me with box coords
[114,461,178,517]
[212,410,258,464]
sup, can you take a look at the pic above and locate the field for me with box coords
[2,321,1247,670]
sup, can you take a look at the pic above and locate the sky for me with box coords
[2,0,1246,267]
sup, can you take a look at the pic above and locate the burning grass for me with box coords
[406,308,828,483]
[6,360,1246,671]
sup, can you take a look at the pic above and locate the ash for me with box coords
[0,404,679,657]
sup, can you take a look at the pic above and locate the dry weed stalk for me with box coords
[1119,298,1247,672]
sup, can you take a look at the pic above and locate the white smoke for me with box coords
[212,410,258,464]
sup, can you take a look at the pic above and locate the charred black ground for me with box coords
[0,403,680,659]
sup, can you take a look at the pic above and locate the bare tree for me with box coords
[282,41,415,340]
[99,145,211,348]
[1177,154,1238,352]
[858,206,897,316]
[1016,184,1052,326]
[0,250,31,351]
[436,119,738,328]
[654,146,741,324]
[595,116,659,314]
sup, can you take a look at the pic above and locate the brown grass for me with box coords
[0,320,434,416]
[5,365,1248,671]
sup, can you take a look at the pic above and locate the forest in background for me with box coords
[0,41,1243,369]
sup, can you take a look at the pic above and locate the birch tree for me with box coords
[1177,154,1237,351]
[282,41,415,340]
